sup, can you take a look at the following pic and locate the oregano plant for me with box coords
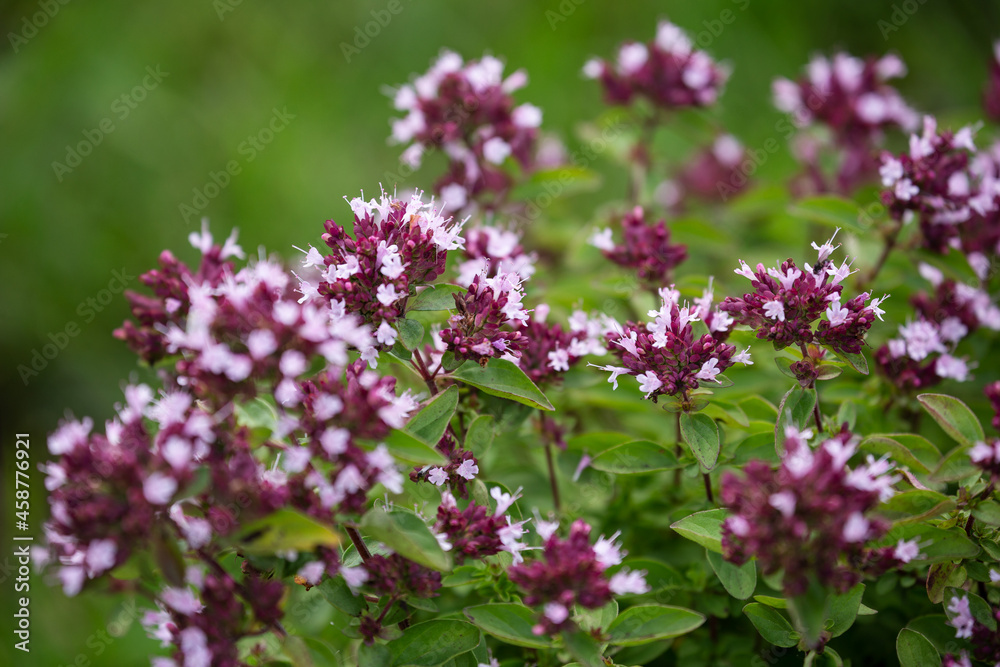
[35,18,1000,667]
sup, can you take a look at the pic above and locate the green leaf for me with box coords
[943,587,997,631]
[859,435,940,475]
[358,642,392,667]
[932,445,981,483]
[463,603,552,649]
[879,524,980,562]
[917,393,985,448]
[383,430,448,465]
[561,630,605,667]
[405,385,458,446]
[609,559,688,594]
[879,490,956,524]
[565,432,633,453]
[788,195,867,233]
[670,508,727,554]
[828,348,869,375]
[463,415,495,453]
[235,509,340,556]
[316,576,366,616]
[606,605,705,647]
[775,385,817,453]
[589,440,681,475]
[927,563,966,604]
[742,603,799,648]
[974,500,1000,526]
[573,600,618,632]
[680,412,721,472]
[804,647,843,667]
[450,359,554,411]
[827,583,864,638]
[787,580,829,650]
[753,595,788,609]
[360,509,452,572]
[386,620,480,667]
[397,319,425,351]
[235,396,279,433]
[896,628,940,667]
[706,550,756,600]
[407,284,465,312]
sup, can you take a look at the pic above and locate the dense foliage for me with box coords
[36,18,1000,667]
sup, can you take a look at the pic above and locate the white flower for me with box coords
[935,354,971,382]
[879,158,904,187]
[589,227,615,251]
[893,538,921,563]
[456,459,480,480]
[841,512,870,543]
[617,42,648,75]
[512,103,542,128]
[376,283,401,306]
[637,371,663,397]
[547,348,570,372]
[589,363,631,390]
[825,300,850,327]
[143,473,177,505]
[482,137,511,164]
[768,491,796,518]
[609,569,651,595]
[375,322,398,346]
[696,358,722,383]
[868,294,889,321]
[543,602,570,624]
[733,346,753,365]
[593,531,624,568]
[762,299,785,322]
[427,467,448,486]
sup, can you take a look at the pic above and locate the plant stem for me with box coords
[544,440,561,512]
[703,472,715,505]
[412,350,438,396]
[673,411,682,489]
[345,526,372,562]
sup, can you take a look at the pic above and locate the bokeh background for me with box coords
[2,1,999,664]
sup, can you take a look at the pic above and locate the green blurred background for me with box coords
[2,1,999,664]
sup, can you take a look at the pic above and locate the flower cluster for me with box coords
[456,224,537,286]
[875,263,997,390]
[663,134,749,207]
[589,206,688,287]
[878,116,1000,259]
[515,304,610,386]
[440,271,529,364]
[592,286,750,404]
[942,594,1000,667]
[409,432,480,498]
[720,230,888,357]
[583,19,728,110]
[721,426,917,596]
[773,52,917,192]
[987,381,1000,432]
[42,229,432,665]
[435,487,529,564]
[508,519,649,635]
[303,190,464,365]
[390,51,541,212]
